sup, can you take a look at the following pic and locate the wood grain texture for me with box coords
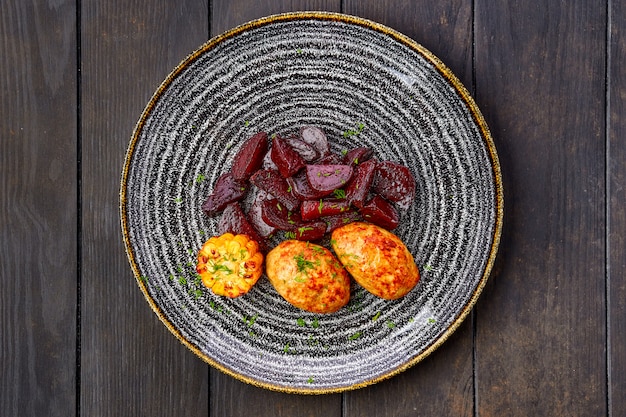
[80,1,210,415]
[208,2,343,416]
[2,1,623,415]
[211,0,341,35]
[474,1,607,415]
[609,0,626,415]
[0,1,77,416]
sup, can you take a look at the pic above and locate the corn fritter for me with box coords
[196,233,264,298]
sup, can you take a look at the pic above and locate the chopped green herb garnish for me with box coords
[244,313,259,327]
[294,253,318,273]
[348,331,362,340]
[310,245,325,255]
[298,226,314,236]
[297,318,306,327]
[342,122,365,138]
[372,311,382,321]
[333,189,346,199]
[210,263,233,274]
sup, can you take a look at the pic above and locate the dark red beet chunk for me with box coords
[248,192,277,238]
[306,165,353,193]
[372,161,416,209]
[284,136,319,162]
[315,153,342,165]
[271,135,306,178]
[262,149,278,170]
[230,131,268,180]
[342,146,374,166]
[293,221,327,241]
[250,169,300,212]
[322,211,362,232]
[299,126,329,156]
[360,195,400,230]
[345,159,377,208]
[300,199,352,221]
[260,198,303,230]
[201,173,247,216]
[218,203,267,250]
[286,172,329,200]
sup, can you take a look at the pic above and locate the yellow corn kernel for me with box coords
[196,233,264,298]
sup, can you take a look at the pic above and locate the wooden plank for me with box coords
[80,1,210,415]
[609,0,626,415]
[0,1,77,416]
[211,0,341,35]
[208,2,344,416]
[342,2,476,416]
[474,1,607,415]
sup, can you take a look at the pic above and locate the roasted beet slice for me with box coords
[248,192,277,238]
[372,161,416,209]
[359,195,400,230]
[262,148,278,170]
[230,131,268,180]
[322,211,362,232]
[342,146,374,166]
[271,135,306,178]
[250,169,300,212]
[306,164,353,193]
[218,203,267,250]
[260,198,303,230]
[284,136,319,162]
[201,173,248,216]
[286,171,330,200]
[345,159,377,208]
[300,199,352,221]
[299,126,329,156]
[293,221,327,241]
[315,152,342,165]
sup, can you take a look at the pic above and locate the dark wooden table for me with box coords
[2,1,624,416]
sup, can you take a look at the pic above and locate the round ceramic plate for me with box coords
[120,12,503,393]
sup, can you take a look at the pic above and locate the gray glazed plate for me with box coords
[120,12,503,394]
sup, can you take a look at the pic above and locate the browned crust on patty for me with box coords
[266,240,351,313]
[331,222,419,300]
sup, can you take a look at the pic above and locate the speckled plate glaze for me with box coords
[120,12,503,393]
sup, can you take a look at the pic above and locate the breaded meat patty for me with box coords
[265,240,351,313]
[331,222,419,300]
